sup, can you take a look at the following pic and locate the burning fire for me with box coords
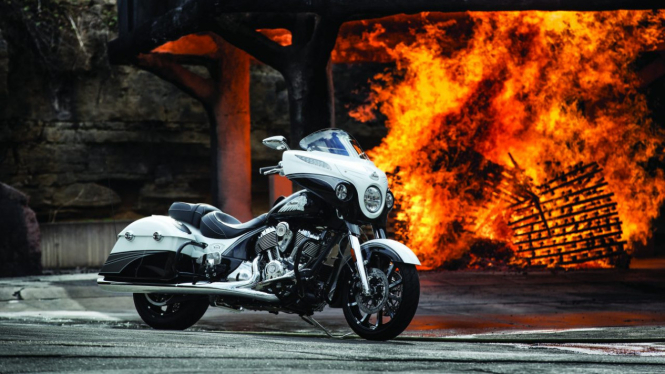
[350,11,665,269]
[149,12,665,269]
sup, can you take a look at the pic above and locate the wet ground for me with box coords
[1,265,665,372]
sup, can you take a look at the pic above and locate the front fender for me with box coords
[361,239,421,266]
[328,238,420,308]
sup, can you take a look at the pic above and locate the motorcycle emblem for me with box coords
[279,195,307,212]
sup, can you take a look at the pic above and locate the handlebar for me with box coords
[259,165,282,175]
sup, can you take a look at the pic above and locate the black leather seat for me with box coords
[200,211,268,239]
[168,202,220,227]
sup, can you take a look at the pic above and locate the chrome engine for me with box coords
[264,260,286,280]
[255,223,323,282]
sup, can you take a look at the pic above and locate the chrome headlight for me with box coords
[335,183,349,201]
[364,186,382,213]
[386,190,394,210]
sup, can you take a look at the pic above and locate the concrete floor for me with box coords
[1,322,664,373]
[1,268,665,372]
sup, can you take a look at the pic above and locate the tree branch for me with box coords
[290,14,317,48]
[211,14,287,71]
[109,0,220,64]
[137,53,215,105]
[108,0,663,64]
[309,16,343,66]
[149,53,216,67]
[242,13,300,31]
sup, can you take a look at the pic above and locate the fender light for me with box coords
[386,190,394,210]
[335,183,352,201]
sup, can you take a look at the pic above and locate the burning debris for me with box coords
[507,162,628,268]
[353,11,665,269]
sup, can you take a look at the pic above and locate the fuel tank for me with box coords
[267,190,326,222]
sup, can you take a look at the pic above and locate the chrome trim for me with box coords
[295,155,332,170]
[97,257,279,303]
[255,270,296,289]
[262,135,290,151]
[298,229,321,241]
[287,173,346,190]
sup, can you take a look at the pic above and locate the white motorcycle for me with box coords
[98,129,421,340]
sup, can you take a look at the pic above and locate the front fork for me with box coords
[349,235,370,295]
[347,223,387,296]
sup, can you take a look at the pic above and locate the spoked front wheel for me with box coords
[342,254,420,341]
[133,293,209,330]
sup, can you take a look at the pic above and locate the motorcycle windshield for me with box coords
[299,129,369,160]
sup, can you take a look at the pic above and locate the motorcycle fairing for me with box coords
[281,150,388,220]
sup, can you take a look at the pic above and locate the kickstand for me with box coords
[300,315,355,339]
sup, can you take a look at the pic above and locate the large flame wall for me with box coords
[351,11,665,269]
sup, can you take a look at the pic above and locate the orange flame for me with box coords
[351,11,665,269]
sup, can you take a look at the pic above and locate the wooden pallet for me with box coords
[506,162,626,267]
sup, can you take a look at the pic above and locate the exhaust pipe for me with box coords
[97,258,280,304]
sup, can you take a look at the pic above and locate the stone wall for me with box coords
[0,1,387,222]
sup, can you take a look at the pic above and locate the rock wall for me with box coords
[0,1,387,222]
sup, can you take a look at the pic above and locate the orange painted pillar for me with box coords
[269,175,293,206]
[212,39,252,221]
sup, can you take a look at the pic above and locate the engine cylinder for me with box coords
[256,228,277,254]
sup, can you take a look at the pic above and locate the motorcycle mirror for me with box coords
[262,136,290,151]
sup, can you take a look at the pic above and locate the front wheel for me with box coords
[342,255,420,341]
[133,293,209,330]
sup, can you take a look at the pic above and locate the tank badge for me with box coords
[279,195,307,212]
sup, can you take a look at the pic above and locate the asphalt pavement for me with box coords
[0,266,664,372]
[1,322,665,373]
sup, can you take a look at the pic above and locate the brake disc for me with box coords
[354,268,389,314]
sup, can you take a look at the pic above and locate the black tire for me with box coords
[342,257,420,341]
[133,293,209,330]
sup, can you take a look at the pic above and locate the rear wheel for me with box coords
[342,254,420,341]
[133,293,209,330]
